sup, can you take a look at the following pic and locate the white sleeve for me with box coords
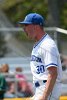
[42,46,58,68]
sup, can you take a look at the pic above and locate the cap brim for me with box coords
[19,21,32,24]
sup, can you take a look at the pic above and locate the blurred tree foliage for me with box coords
[60,3,67,29]
[4,0,48,26]
[0,33,7,57]
[4,0,67,41]
[4,0,48,41]
[4,0,67,29]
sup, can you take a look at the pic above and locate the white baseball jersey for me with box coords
[30,33,62,83]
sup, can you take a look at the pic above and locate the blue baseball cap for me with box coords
[19,13,45,26]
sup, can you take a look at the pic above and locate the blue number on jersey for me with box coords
[36,65,45,74]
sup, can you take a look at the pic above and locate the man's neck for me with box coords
[36,31,46,41]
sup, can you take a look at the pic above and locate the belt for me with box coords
[35,80,47,87]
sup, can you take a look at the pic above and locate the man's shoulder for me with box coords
[40,36,58,55]
[41,36,56,50]
[46,34,56,45]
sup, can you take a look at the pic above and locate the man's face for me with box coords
[23,24,36,40]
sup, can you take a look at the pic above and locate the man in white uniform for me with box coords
[19,13,62,100]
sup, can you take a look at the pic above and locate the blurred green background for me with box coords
[0,0,67,57]
[1,0,67,29]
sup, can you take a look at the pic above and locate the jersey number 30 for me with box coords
[36,65,45,74]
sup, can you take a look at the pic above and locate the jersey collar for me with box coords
[33,33,47,48]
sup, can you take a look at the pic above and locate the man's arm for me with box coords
[39,66,57,100]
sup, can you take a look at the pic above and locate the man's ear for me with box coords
[34,25,39,30]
